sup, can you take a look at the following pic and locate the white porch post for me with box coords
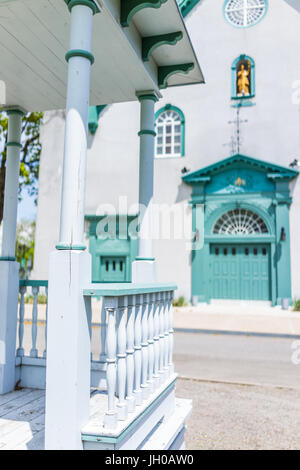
[45,1,95,450]
[132,92,159,283]
[0,109,23,394]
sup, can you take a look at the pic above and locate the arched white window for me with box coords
[213,209,268,235]
[224,0,268,28]
[155,106,184,158]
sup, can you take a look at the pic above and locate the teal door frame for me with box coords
[183,154,298,305]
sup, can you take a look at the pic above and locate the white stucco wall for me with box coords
[33,0,300,300]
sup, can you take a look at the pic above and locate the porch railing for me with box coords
[83,283,176,429]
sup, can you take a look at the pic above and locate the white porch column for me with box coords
[0,109,23,395]
[132,92,159,283]
[45,1,96,450]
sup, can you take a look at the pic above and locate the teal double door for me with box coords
[209,243,271,301]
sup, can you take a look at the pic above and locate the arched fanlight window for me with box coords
[213,209,268,235]
[155,105,185,158]
[224,0,268,29]
[231,55,255,101]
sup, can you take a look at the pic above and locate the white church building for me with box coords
[33,0,300,306]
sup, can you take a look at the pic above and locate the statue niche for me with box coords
[236,59,251,97]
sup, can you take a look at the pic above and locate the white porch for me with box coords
[0,0,203,450]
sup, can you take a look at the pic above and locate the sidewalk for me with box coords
[173,302,300,337]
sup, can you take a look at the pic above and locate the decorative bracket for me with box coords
[142,31,183,62]
[121,0,167,28]
[158,63,194,89]
[64,0,100,15]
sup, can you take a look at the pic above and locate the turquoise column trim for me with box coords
[20,280,48,287]
[137,93,158,103]
[121,0,167,28]
[155,104,185,157]
[231,55,255,101]
[64,0,100,14]
[88,105,107,135]
[6,142,22,149]
[56,244,87,251]
[274,197,292,305]
[138,130,156,137]
[142,32,183,62]
[65,49,95,65]
[0,256,16,261]
[178,0,201,17]
[6,109,25,117]
[158,63,194,89]
[135,256,155,261]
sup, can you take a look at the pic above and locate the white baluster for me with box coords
[117,296,128,421]
[17,285,26,357]
[99,298,107,363]
[43,286,48,359]
[141,293,150,400]
[158,291,166,384]
[168,291,175,375]
[153,292,160,389]
[134,294,142,405]
[30,286,39,358]
[104,297,118,429]
[163,291,170,379]
[147,293,155,394]
[126,295,136,412]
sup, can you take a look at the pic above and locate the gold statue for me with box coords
[237,61,250,96]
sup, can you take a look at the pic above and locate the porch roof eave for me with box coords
[0,0,204,113]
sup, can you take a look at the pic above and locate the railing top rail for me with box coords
[83,283,177,297]
[19,280,48,287]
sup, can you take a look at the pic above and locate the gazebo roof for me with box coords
[0,0,204,112]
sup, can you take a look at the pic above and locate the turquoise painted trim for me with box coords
[121,0,167,28]
[137,94,158,103]
[6,142,22,149]
[82,377,177,444]
[88,105,107,135]
[83,282,177,297]
[177,0,201,17]
[19,280,48,287]
[138,129,156,137]
[6,109,25,116]
[64,0,100,14]
[136,257,155,261]
[158,63,194,89]
[231,55,255,101]
[0,256,16,261]
[223,0,269,29]
[182,154,299,183]
[65,49,95,65]
[56,244,87,251]
[231,100,255,108]
[155,103,185,157]
[142,32,183,62]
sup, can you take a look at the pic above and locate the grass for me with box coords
[173,296,187,307]
[22,294,48,305]
[293,299,300,312]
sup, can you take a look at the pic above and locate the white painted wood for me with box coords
[58,4,93,247]
[134,295,142,405]
[116,296,128,421]
[17,285,26,358]
[43,287,48,359]
[168,292,175,375]
[1,111,22,258]
[126,295,136,413]
[99,300,107,363]
[30,286,39,358]
[153,292,160,389]
[158,292,165,384]
[0,261,19,394]
[141,294,150,400]
[147,293,155,393]
[104,297,118,429]
[164,291,170,379]
[45,250,92,450]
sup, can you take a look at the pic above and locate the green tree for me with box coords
[0,111,43,224]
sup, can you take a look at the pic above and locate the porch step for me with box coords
[82,374,188,450]
[141,398,192,450]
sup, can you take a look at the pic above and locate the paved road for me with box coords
[174,332,300,388]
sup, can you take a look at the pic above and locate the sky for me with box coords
[18,189,37,222]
